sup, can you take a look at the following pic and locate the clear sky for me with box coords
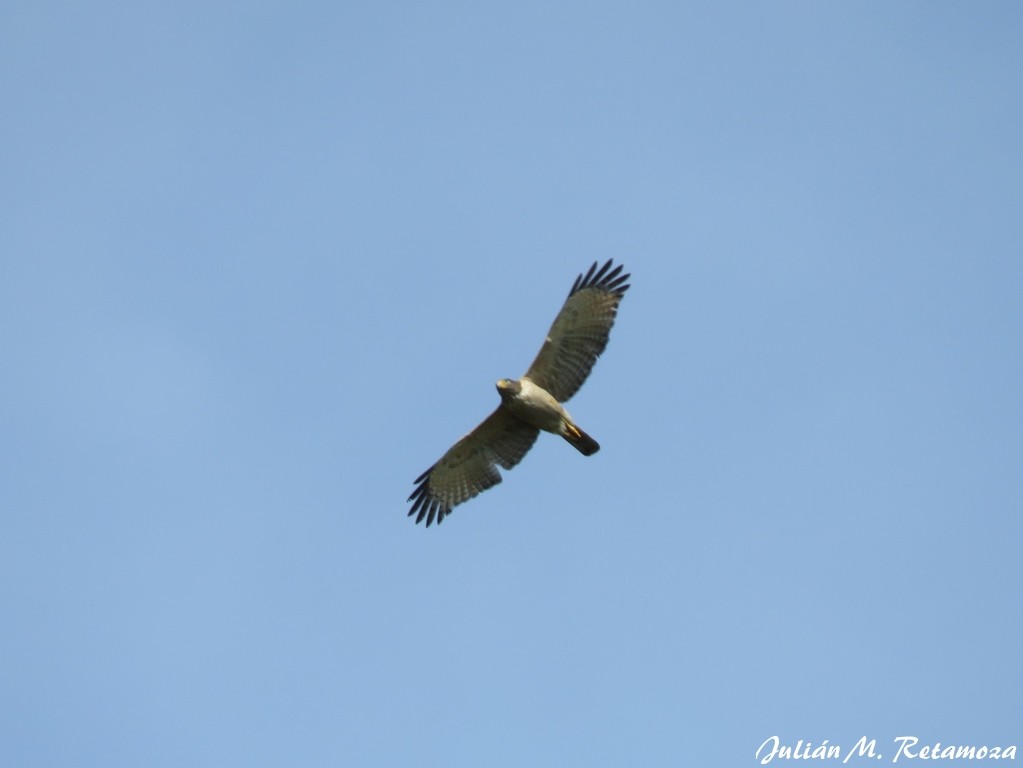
[2,2,1021,766]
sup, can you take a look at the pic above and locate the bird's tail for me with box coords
[562,421,600,456]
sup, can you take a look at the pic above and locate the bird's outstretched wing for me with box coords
[408,407,540,526]
[523,259,630,403]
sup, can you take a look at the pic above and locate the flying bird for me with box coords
[408,259,630,526]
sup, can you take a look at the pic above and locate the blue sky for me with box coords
[2,2,1021,766]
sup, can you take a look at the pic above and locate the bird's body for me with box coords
[497,378,599,455]
[408,259,630,526]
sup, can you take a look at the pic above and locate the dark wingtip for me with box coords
[408,466,450,527]
[571,259,630,297]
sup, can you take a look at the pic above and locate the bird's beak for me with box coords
[496,379,506,390]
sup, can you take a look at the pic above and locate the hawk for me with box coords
[408,259,630,526]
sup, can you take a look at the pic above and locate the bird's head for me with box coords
[496,378,521,399]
